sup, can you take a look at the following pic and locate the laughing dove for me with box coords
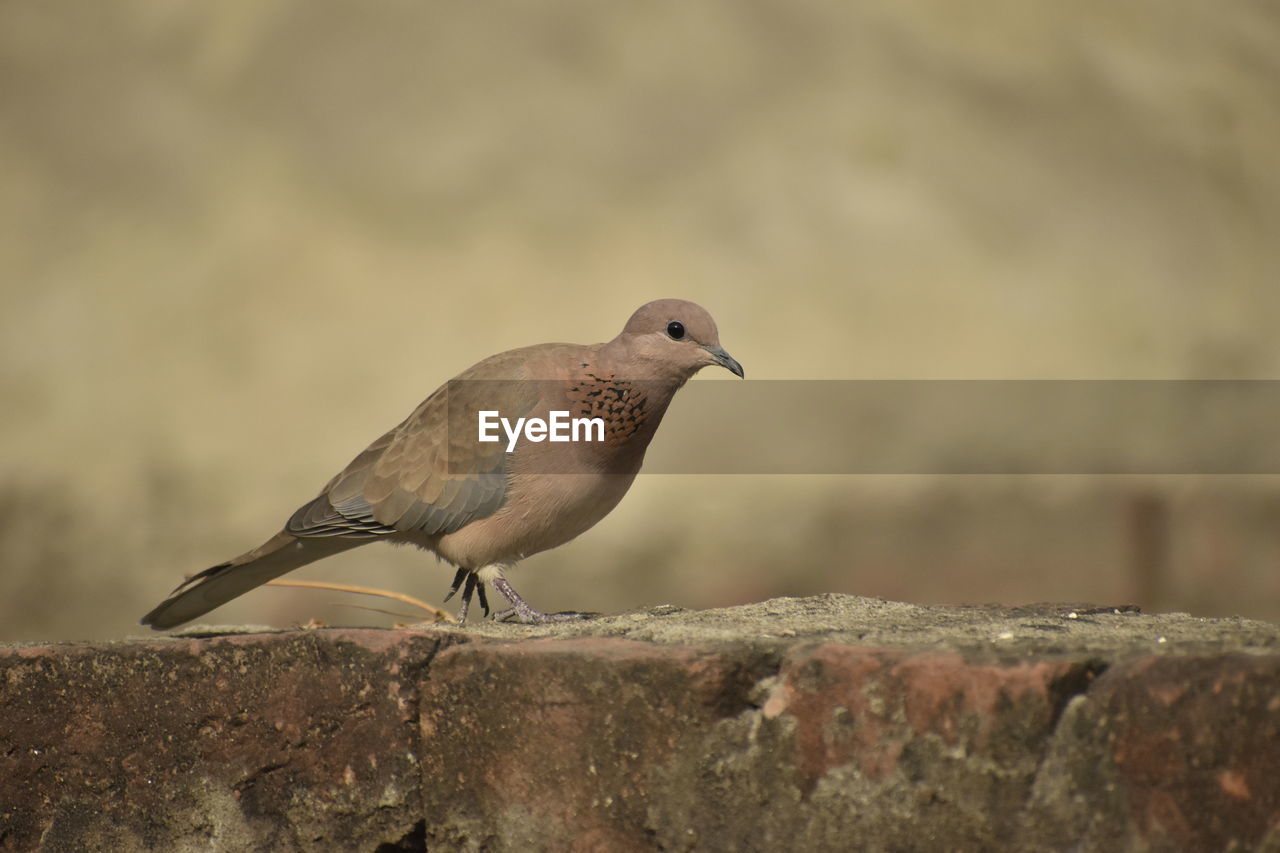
[141,299,743,629]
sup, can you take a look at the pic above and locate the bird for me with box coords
[141,298,744,630]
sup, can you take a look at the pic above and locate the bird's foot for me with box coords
[441,568,489,625]
[490,577,597,624]
[492,607,596,624]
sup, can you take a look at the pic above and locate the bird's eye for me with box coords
[666,321,685,340]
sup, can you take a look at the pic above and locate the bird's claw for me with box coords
[445,571,592,625]
[493,607,597,624]
[445,570,490,625]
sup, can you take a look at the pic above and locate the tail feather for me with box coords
[141,532,364,630]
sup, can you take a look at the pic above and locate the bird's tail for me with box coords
[140,532,362,630]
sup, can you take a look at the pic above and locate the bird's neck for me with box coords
[555,347,688,471]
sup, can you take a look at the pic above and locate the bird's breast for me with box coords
[431,469,638,568]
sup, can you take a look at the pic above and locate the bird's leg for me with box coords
[442,568,468,603]
[490,576,594,624]
[443,568,485,625]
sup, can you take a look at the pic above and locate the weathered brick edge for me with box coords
[2,621,1278,851]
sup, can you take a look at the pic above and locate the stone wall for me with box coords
[3,595,1277,851]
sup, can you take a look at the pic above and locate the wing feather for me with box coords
[286,349,540,541]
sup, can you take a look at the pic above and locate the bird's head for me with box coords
[614,298,744,381]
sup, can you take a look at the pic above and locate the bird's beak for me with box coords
[704,345,745,378]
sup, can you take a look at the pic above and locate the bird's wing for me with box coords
[286,351,540,539]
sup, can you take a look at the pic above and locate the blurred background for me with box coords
[3,1,1279,642]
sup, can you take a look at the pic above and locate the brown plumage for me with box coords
[141,299,743,629]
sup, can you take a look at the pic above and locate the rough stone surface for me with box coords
[1,630,450,852]
[3,595,1279,852]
